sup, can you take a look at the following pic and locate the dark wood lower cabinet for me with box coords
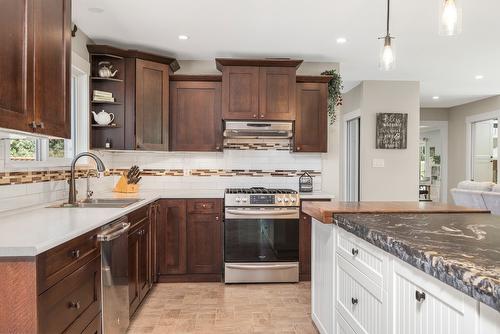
[187,213,222,274]
[128,205,153,317]
[38,255,101,334]
[299,212,312,281]
[157,199,223,282]
[157,200,187,275]
[81,312,102,334]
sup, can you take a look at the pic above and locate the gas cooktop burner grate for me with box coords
[225,187,298,194]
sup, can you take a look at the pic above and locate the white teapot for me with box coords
[92,110,115,125]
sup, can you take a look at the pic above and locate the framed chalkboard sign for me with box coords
[376,113,408,149]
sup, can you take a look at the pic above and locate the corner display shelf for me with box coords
[89,49,126,150]
[91,124,120,128]
[91,77,124,82]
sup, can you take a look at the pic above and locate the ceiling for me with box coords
[73,0,500,108]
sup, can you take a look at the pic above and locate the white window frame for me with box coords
[3,52,90,168]
[465,110,500,181]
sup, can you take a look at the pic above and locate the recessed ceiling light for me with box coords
[178,35,189,40]
[432,96,440,100]
[336,37,347,44]
[88,7,104,13]
[475,75,484,80]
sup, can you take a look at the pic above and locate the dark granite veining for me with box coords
[335,213,500,312]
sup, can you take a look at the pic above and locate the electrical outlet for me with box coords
[372,158,385,168]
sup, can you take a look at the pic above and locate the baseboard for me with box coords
[157,273,222,283]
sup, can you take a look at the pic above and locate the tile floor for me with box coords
[127,282,318,334]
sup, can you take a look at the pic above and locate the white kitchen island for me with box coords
[305,201,500,334]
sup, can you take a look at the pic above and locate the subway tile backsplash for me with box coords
[0,149,322,212]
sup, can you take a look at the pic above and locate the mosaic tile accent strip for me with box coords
[189,169,321,177]
[223,139,291,151]
[0,168,321,186]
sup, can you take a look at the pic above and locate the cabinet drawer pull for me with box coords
[68,301,81,310]
[351,248,359,256]
[415,290,426,302]
[71,249,80,259]
[215,216,219,221]
[351,297,358,305]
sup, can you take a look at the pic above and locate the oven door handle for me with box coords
[226,264,298,270]
[225,209,298,216]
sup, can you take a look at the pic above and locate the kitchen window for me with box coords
[3,53,89,167]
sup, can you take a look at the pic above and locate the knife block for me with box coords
[113,173,139,193]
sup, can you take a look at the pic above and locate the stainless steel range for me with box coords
[224,187,300,283]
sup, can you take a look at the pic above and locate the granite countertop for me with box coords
[335,213,500,311]
[302,201,490,223]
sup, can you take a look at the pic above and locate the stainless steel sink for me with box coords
[49,198,143,208]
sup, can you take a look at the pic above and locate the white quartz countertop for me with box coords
[0,189,333,257]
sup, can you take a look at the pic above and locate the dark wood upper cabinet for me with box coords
[0,0,34,133]
[187,213,222,274]
[170,77,222,151]
[294,76,332,153]
[259,67,296,120]
[0,0,71,138]
[221,66,259,120]
[157,200,187,275]
[135,59,170,151]
[87,45,179,150]
[217,58,302,121]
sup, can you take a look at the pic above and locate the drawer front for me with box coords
[336,255,386,334]
[187,199,221,214]
[38,255,101,334]
[37,228,100,292]
[337,229,387,288]
[81,312,102,334]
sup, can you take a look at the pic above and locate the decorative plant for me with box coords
[321,69,343,124]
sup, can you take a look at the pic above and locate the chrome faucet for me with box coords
[68,152,106,205]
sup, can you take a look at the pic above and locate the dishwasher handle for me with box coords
[97,222,131,242]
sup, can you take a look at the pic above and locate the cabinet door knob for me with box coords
[351,248,359,256]
[38,122,45,129]
[415,290,426,302]
[216,146,220,150]
[29,121,37,129]
[351,297,358,305]
[215,216,219,221]
[68,301,81,309]
[253,114,257,118]
[71,249,80,259]
[202,204,207,208]
[260,114,264,118]
[296,147,301,151]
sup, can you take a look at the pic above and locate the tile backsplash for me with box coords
[0,147,322,212]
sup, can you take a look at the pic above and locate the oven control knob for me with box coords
[235,198,241,203]
[241,197,248,202]
[283,198,289,203]
[276,198,283,203]
[291,198,296,203]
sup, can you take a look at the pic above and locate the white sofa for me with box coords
[451,181,500,214]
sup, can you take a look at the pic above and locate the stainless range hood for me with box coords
[223,121,293,139]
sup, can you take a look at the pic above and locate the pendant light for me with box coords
[439,0,462,36]
[379,0,395,71]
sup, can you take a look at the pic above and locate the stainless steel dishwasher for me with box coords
[98,217,131,333]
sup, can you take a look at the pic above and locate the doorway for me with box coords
[419,121,448,203]
[345,117,360,201]
[471,119,498,183]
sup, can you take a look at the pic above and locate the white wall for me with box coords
[346,81,420,201]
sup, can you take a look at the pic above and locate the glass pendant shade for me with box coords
[379,36,395,71]
[439,0,462,36]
